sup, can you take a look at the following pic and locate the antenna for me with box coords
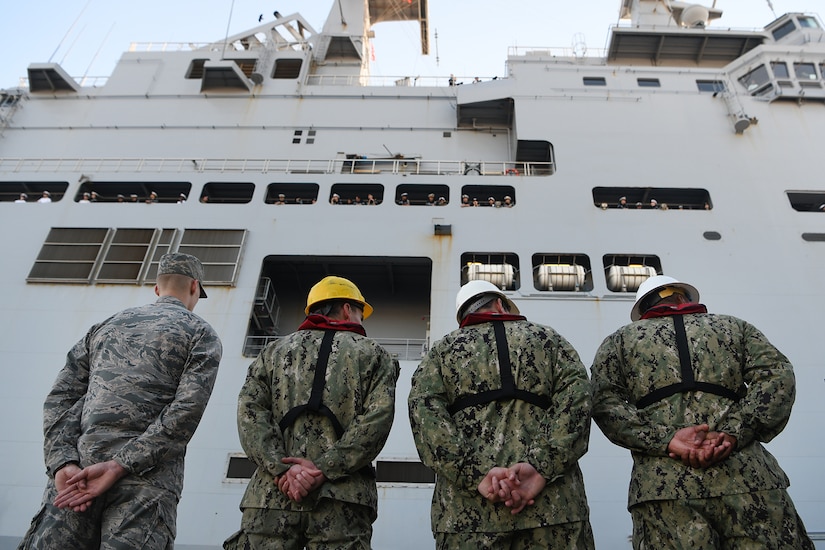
[49,0,93,63]
[766,0,777,18]
[435,29,440,67]
[82,23,115,85]
[221,0,237,60]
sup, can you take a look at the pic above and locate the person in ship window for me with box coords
[487,196,498,207]
[398,192,410,206]
[177,193,187,204]
[18,253,222,550]
[409,280,595,548]
[649,199,658,209]
[471,197,480,207]
[437,196,447,206]
[618,196,628,208]
[130,194,139,203]
[79,192,91,204]
[503,195,513,208]
[224,276,398,550]
[330,193,340,205]
[590,275,815,550]
[366,193,377,205]
[37,190,52,203]
[15,193,28,203]
[426,193,436,206]
[274,193,287,205]
[145,191,158,204]
[353,195,363,205]
[460,194,470,207]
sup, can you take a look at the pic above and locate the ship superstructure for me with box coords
[1,0,824,548]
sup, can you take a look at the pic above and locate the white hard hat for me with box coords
[631,275,699,321]
[455,280,519,323]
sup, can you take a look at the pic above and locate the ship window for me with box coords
[798,16,820,29]
[516,140,555,176]
[771,20,796,41]
[0,181,68,202]
[28,228,111,282]
[603,255,661,293]
[793,62,818,81]
[583,77,606,86]
[265,183,319,204]
[375,461,435,484]
[786,191,825,212]
[0,92,21,109]
[176,229,247,285]
[185,59,210,79]
[738,65,772,95]
[696,80,726,93]
[771,62,790,79]
[243,255,432,357]
[272,59,302,79]
[75,182,192,203]
[225,455,256,480]
[593,187,711,210]
[532,254,593,292]
[637,78,661,87]
[97,228,177,283]
[395,184,449,206]
[460,185,515,208]
[200,182,255,204]
[461,253,520,290]
[330,184,385,205]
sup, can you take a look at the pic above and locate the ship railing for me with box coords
[243,335,427,360]
[0,158,554,176]
[305,75,479,87]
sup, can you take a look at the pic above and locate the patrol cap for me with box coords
[158,253,207,298]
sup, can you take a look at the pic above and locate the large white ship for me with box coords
[1,0,823,548]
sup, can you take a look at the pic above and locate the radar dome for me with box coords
[680,4,710,28]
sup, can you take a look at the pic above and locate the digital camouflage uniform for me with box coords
[19,294,223,550]
[591,311,814,549]
[225,324,399,549]
[408,317,594,548]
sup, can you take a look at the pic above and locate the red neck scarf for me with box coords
[640,302,708,320]
[298,314,367,336]
[459,312,527,328]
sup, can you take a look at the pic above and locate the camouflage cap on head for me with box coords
[158,253,207,298]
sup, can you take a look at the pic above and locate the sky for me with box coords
[1,0,823,89]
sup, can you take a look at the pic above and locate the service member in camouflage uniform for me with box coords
[224,275,398,550]
[19,253,222,549]
[408,280,594,549]
[591,275,813,549]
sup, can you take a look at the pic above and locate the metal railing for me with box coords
[243,335,427,360]
[0,157,554,176]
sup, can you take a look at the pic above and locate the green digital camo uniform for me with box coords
[225,327,399,549]
[591,312,814,549]
[408,318,594,548]
[19,295,223,550]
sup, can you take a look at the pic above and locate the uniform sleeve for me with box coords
[314,347,399,481]
[237,349,290,478]
[591,334,675,455]
[715,321,795,447]
[43,331,95,476]
[408,350,481,491]
[526,336,592,482]
[112,329,222,474]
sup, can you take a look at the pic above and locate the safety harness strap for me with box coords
[636,315,741,409]
[448,321,551,415]
[279,330,345,437]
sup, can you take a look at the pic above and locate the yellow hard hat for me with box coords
[305,276,373,319]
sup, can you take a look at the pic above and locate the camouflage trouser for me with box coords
[223,499,373,550]
[630,488,815,550]
[17,479,176,550]
[435,521,595,550]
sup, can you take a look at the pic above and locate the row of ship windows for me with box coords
[6,181,825,212]
[25,226,664,295]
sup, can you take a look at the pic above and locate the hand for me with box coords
[477,463,546,515]
[54,464,91,512]
[53,460,127,512]
[668,425,736,468]
[278,457,326,502]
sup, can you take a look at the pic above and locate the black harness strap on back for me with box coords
[447,321,551,415]
[636,315,741,409]
[279,330,345,438]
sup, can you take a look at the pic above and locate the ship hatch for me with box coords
[26,63,79,93]
[457,98,514,129]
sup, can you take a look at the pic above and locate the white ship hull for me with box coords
[1,1,823,548]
